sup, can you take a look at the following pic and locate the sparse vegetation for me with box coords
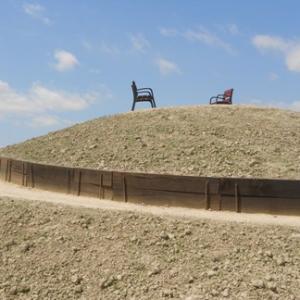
[0,198,299,300]
[1,105,300,179]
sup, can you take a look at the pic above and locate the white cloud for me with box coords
[130,33,150,52]
[30,84,94,111]
[156,58,181,76]
[252,35,288,52]
[160,26,235,54]
[159,27,179,37]
[285,46,300,72]
[252,34,300,72]
[29,115,61,127]
[228,24,239,36]
[247,97,300,112]
[291,101,300,111]
[23,3,51,25]
[82,40,93,51]
[100,43,120,56]
[54,50,79,72]
[184,27,235,54]
[269,72,279,81]
[0,81,95,116]
[0,81,109,128]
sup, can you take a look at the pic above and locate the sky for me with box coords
[1,0,300,146]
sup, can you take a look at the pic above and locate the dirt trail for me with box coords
[1,180,300,228]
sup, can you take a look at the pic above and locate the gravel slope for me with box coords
[1,198,300,300]
[1,105,300,179]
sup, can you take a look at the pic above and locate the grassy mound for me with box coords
[1,105,300,179]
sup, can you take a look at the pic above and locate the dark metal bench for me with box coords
[210,89,233,105]
[131,81,157,111]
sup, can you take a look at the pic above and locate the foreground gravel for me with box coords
[0,198,299,300]
[1,105,300,179]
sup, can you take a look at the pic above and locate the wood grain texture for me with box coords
[1,157,300,216]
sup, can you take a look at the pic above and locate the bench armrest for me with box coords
[137,88,154,96]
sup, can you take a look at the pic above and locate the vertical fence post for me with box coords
[205,180,210,210]
[8,160,12,182]
[24,163,28,187]
[67,169,71,194]
[123,175,128,203]
[111,172,114,200]
[22,162,25,186]
[77,170,82,196]
[235,183,241,213]
[98,172,102,199]
[31,164,35,188]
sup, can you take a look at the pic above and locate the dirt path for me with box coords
[1,180,300,227]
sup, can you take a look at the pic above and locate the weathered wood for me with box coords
[205,181,210,210]
[0,157,300,216]
[123,175,128,203]
[219,178,300,199]
[77,171,82,196]
[235,183,240,213]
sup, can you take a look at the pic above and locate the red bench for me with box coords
[209,89,233,105]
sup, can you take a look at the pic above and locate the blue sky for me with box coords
[1,0,300,146]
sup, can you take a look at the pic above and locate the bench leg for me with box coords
[131,100,136,111]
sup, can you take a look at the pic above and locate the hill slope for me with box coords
[1,198,299,299]
[1,105,300,179]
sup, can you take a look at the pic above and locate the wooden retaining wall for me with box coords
[0,157,300,216]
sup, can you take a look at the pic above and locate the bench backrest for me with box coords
[223,89,233,103]
[131,81,138,98]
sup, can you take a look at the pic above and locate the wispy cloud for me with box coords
[252,34,300,72]
[0,80,111,127]
[82,40,93,51]
[130,33,150,53]
[155,58,181,76]
[53,50,79,72]
[227,24,240,36]
[252,35,289,52]
[100,42,120,56]
[23,3,51,25]
[184,27,235,54]
[159,26,235,54]
[0,81,95,116]
[269,72,279,81]
[291,101,300,111]
[248,97,300,112]
[28,115,62,127]
[159,27,179,37]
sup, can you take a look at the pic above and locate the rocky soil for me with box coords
[0,197,300,300]
[1,105,300,179]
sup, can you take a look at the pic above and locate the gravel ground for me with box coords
[0,198,300,300]
[1,105,300,179]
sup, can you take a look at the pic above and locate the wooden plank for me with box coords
[10,160,23,186]
[125,173,219,194]
[126,187,206,209]
[219,178,300,199]
[0,157,300,216]
[235,184,241,213]
[0,158,8,180]
[79,169,100,198]
[240,196,300,216]
[31,163,69,193]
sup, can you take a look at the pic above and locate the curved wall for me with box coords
[0,157,300,216]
